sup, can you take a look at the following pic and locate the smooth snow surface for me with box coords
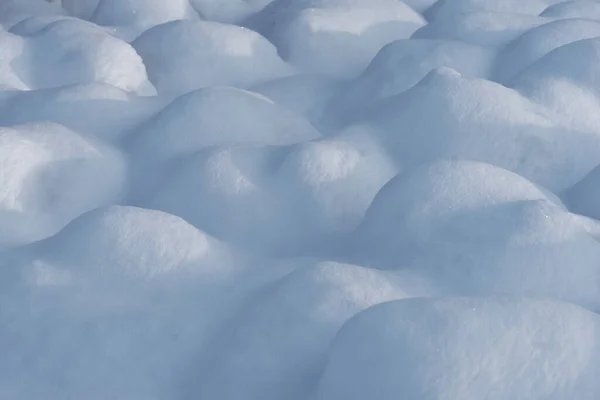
[3,1,600,399]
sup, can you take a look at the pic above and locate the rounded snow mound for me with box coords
[511,38,600,99]
[10,15,95,36]
[195,261,416,400]
[541,1,600,21]
[270,127,398,250]
[0,82,162,142]
[317,297,600,400]
[190,0,274,24]
[133,86,321,159]
[413,11,547,47]
[264,2,426,78]
[31,206,235,283]
[366,66,600,191]
[353,162,600,308]
[251,73,344,125]
[326,39,495,126]
[352,160,553,262]
[132,20,293,96]
[428,0,553,20]
[128,86,321,200]
[494,18,600,83]
[146,144,285,254]
[19,18,153,94]
[510,38,600,135]
[0,122,126,246]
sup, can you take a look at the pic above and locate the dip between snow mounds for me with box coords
[127,85,322,204]
[317,297,600,400]
[31,205,237,282]
[541,0,600,20]
[0,83,162,142]
[0,205,256,400]
[193,261,429,400]
[146,126,397,257]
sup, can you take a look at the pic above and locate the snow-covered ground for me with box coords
[2,0,600,398]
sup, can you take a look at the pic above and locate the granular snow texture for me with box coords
[2,0,600,399]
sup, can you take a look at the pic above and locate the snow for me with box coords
[91,0,200,33]
[493,18,600,83]
[0,122,126,246]
[541,1,600,20]
[132,19,293,96]
[261,3,426,78]
[4,0,600,399]
[413,12,549,47]
[317,297,600,400]
[363,67,600,191]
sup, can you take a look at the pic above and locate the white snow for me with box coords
[3,0,600,399]
[317,297,600,400]
[132,19,293,96]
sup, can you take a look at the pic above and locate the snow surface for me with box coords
[3,0,600,399]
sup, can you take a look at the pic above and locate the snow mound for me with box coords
[0,122,126,246]
[541,1,600,20]
[5,0,600,399]
[29,205,235,283]
[195,261,419,400]
[132,20,293,96]
[269,127,398,248]
[0,208,252,400]
[145,144,286,254]
[510,38,600,134]
[413,12,547,47]
[132,86,320,157]
[317,297,600,400]
[511,38,600,99]
[365,66,600,191]
[0,83,162,142]
[494,19,600,83]
[326,39,495,126]
[17,18,153,94]
[353,162,600,308]
[261,3,426,78]
[128,86,321,199]
[251,74,344,125]
[149,126,397,256]
[428,0,554,20]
